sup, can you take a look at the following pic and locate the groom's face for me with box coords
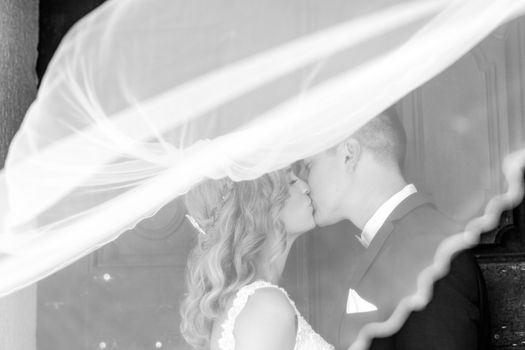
[304,149,347,226]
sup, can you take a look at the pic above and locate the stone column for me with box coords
[0,0,39,349]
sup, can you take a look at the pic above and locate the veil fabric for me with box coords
[1,0,525,348]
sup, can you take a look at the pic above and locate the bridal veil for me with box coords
[1,0,525,348]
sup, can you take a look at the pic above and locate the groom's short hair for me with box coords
[353,107,406,166]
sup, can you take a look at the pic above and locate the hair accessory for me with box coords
[212,180,234,219]
[221,180,235,201]
[185,214,207,236]
[185,180,234,236]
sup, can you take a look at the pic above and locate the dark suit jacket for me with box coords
[338,193,490,350]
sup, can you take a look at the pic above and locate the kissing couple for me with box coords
[180,109,489,350]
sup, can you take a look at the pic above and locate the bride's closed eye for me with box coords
[288,169,301,186]
[295,162,310,181]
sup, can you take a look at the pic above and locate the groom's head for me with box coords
[305,108,406,226]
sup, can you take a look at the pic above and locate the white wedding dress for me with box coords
[217,280,334,350]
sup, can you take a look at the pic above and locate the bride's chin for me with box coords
[288,225,312,238]
[285,215,317,237]
[300,219,317,235]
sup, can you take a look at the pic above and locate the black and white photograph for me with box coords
[1,0,525,349]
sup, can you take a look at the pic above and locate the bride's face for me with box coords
[279,169,316,234]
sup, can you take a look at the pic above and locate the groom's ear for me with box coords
[340,138,361,172]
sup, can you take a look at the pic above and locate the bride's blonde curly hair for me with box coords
[180,170,291,349]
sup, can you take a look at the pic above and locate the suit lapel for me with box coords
[348,221,394,288]
[339,193,430,349]
[348,193,430,289]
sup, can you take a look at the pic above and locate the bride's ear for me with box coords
[340,138,361,172]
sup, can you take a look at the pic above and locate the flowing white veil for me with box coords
[1,0,525,348]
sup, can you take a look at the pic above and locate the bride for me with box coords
[180,166,333,350]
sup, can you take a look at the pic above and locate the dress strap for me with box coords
[217,280,294,350]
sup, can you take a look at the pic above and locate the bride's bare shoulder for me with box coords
[241,286,295,319]
[210,285,297,350]
[235,287,297,349]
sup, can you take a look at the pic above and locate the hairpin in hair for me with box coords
[209,180,234,222]
[221,180,235,201]
[185,180,235,237]
[185,214,207,236]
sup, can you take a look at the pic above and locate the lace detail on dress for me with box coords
[217,280,334,350]
[217,281,271,350]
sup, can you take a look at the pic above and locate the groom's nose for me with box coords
[298,179,311,195]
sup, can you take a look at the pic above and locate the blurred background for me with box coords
[1,0,524,349]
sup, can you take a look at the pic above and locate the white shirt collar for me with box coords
[356,184,417,248]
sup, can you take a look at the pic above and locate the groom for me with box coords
[304,109,490,350]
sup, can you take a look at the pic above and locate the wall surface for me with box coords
[0,0,39,349]
[0,0,38,167]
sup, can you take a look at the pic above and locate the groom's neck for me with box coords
[345,166,407,230]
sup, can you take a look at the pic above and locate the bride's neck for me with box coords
[256,233,300,284]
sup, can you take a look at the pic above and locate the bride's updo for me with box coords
[180,170,291,349]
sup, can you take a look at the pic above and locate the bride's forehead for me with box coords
[283,166,294,178]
